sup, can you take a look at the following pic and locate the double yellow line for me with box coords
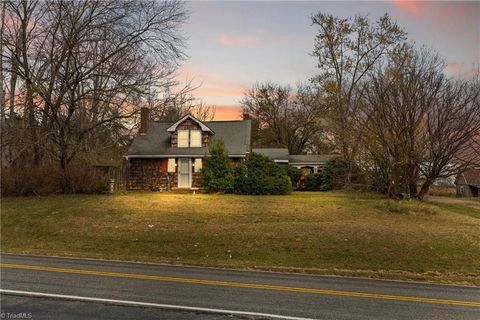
[1,263,479,307]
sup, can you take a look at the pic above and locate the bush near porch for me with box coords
[200,142,292,195]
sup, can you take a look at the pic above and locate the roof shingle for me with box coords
[127,120,251,157]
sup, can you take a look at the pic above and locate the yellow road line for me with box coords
[1,263,479,307]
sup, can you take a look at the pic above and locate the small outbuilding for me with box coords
[455,168,480,197]
[252,148,337,174]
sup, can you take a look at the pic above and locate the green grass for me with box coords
[2,191,480,285]
[427,196,480,219]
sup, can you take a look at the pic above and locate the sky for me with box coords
[176,1,480,120]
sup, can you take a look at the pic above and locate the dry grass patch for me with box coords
[1,191,479,285]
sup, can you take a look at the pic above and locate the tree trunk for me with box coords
[0,1,5,119]
[20,0,41,165]
[417,178,434,200]
[9,48,19,117]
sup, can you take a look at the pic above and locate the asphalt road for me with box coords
[1,253,479,320]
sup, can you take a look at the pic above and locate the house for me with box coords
[126,108,251,190]
[455,168,480,197]
[126,108,337,190]
[252,148,337,174]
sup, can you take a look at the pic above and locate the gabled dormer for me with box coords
[166,114,214,148]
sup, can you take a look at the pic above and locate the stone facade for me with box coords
[127,158,175,190]
[127,157,243,191]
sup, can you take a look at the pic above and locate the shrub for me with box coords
[235,153,292,195]
[282,165,301,187]
[301,158,365,191]
[200,140,235,193]
[1,164,109,196]
[304,173,332,191]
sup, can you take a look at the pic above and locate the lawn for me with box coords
[1,191,479,285]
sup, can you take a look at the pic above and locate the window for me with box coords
[167,158,176,172]
[177,130,202,148]
[460,186,465,195]
[190,130,202,147]
[194,158,202,172]
[178,130,189,147]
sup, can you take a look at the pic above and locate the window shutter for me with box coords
[194,158,202,172]
[161,159,168,172]
[190,130,202,147]
[178,130,189,147]
[167,158,176,173]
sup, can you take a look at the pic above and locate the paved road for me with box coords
[1,253,479,320]
[1,295,237,320]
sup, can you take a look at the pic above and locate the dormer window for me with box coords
[177,129,202,148]
[167,114,213,148]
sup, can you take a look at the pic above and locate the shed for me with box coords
[455,169,480,197]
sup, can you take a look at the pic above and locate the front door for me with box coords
[178,158,191,188]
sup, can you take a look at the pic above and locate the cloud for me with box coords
[177,67,247,98]
[195,85,246,98]
[213,105,243,120]
[217,33,258,47]
[216,28,266,48]
[393,0,427,18]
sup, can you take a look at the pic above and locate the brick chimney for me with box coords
[243,111,252,154]
[139,107,150,135]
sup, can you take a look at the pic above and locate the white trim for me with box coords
[0,290,315,320]
[178,158,192,188]
[289,162,327,166]
[273,160,289,163]
[166,114,214,133]
[127,155,246,159]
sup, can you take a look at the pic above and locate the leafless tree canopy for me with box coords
[311,13,407,186]
[1,0,190,170]
[360,47,480,199]
[241,82,327,154]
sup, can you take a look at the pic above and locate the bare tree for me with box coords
[241,82,326,154]
[149,80,216,122]
[0,1,5,119]
[361,46,480,199]
[311,13,407,186]
[2,0,189,171]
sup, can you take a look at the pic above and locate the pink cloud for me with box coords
[177,67,247,98]
[216,28,266,48]
[195,84,246,98]
[213,105,243,121]
[217,33,258,47]
[446,62,459,72]
[393,0,427,18]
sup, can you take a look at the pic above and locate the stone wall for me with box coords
[127,158,177,190]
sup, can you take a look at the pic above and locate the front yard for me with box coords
[1,191,479,285]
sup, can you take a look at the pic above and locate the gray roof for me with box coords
[253,148,338,165]
[127,120,251,157]
[252,148,289,160]
[288,154,338,165]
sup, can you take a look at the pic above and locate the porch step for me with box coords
[170,188,204,194]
